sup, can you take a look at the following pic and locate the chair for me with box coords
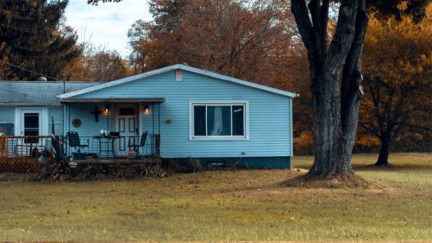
[67,131,88,153]
[128,131,148,158]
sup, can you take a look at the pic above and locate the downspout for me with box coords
[63,74,66,93]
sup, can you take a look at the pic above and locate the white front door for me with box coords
[115,104,139,156]
[19,109,43,156]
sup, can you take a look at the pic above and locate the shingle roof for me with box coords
[0,81,101,106]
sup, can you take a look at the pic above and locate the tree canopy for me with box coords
[357,3,432,165]
[128,0,297,85]
[0,0,80,80]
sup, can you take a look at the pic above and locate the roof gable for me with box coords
[59,64,298,99]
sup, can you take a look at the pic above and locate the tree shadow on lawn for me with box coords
[296,163,432,171]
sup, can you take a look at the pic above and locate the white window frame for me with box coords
[189,100,249,141]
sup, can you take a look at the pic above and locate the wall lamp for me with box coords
[144,105,149,114]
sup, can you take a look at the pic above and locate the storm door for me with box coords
[19,109,43,156]
[115,104,139,156]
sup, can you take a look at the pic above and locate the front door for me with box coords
[19,109,43,156]
[115,104,139,156]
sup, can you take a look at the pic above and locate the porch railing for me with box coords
[63,134,160,159]
[0,136,59,173]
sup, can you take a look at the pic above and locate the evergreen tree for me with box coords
[0,0,80,80]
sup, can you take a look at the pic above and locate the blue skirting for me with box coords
[174,156,291,169]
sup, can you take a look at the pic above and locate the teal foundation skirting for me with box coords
[173,156,291,169]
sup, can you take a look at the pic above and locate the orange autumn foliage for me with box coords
[128,0,297,85]
[357,3,432,161]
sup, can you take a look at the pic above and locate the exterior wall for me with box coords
[71,70,292,162]
[48,107,64,136]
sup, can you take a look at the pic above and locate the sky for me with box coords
[64,0,153,58]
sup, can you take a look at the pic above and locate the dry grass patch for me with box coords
[0,153,431,242]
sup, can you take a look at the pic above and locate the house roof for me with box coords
[0,81,101,106]
[59,64,299,99]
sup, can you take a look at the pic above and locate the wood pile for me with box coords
[32,161,167,182]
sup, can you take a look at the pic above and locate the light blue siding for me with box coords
[48,107,64,136]
[69,70,292,159]
[0,108,15,123]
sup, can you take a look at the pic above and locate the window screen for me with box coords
[24,113,39,143]
[232,106,244,136]
[194,106,206,136]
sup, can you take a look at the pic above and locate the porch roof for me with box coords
[61,97,165,103]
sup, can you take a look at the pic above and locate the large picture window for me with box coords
[190,101,248,140]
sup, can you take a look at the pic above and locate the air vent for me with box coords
[176,70,182,81]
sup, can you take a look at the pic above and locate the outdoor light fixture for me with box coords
[144,105,149,114]
[105,106,109,113]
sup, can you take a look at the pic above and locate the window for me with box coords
[0,123,14,136]
[190,101,248,140]
[119,108,135,115]
[24,113,39,143]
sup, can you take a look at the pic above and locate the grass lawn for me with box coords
[0,153,431,242]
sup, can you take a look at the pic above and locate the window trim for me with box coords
[189,100,249,141]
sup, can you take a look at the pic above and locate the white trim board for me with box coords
[59,64,299,99]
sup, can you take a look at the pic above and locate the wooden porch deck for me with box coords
[70,157,162,164]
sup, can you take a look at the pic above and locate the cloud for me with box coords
[65,0,153,58]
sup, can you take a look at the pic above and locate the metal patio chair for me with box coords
[128,131,148,158]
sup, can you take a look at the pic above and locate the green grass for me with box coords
[0,153,431,242]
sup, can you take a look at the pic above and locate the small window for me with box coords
[119,108,135,115]
[190,101,248,140]
[0,123,14,136]
[176,70,182,81]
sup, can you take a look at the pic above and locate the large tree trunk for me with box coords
[291,0,369,179]
[339,0,369,174]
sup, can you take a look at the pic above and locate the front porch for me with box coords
[62,98,163,161]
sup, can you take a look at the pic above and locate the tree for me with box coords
[0,0,80,80]
[0,42,19,80]
[62,39,132,82]
[128,0,296,85]
[290,0,431,179]
[357,3,432,165]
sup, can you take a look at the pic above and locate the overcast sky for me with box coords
[64,0,153,58]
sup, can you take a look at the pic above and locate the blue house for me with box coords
[0,64,298,169]
[58,64,298,168]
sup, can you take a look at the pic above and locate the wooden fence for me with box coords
[0,135,61,173]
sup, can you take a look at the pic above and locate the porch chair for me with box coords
[67,131,88,153]
[128,131,148,158]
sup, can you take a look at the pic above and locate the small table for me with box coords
[93,135,119,159]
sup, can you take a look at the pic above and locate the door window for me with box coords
[24,113,39,143]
